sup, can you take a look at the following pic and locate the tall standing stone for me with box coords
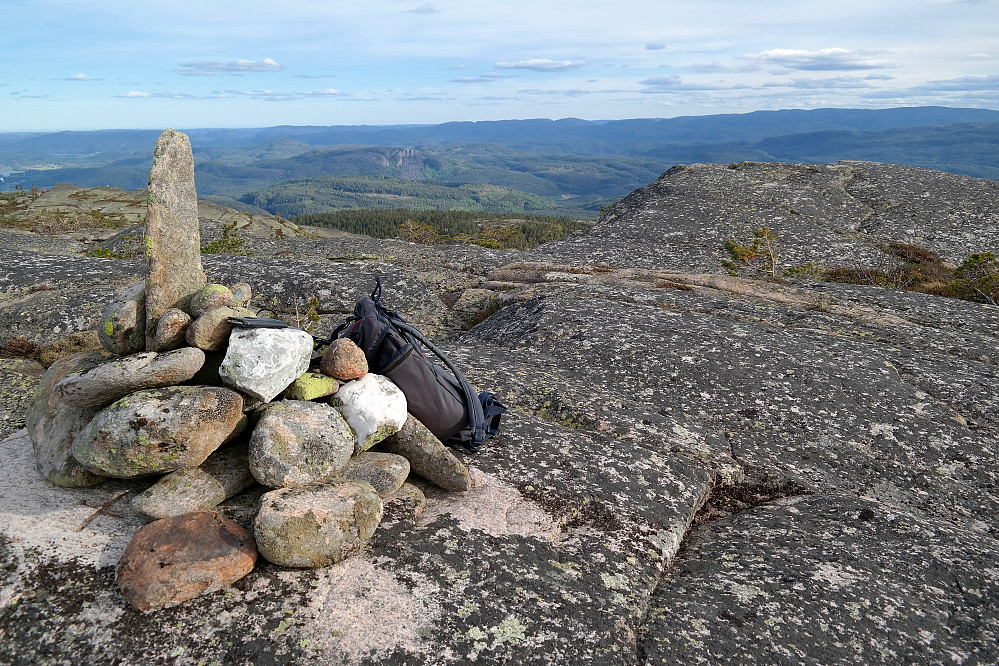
[144,129,207,350]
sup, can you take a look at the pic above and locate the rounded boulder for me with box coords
[320,338,368,381]
[254,481,383,568]
[116,511,257,612]
[248,400,355,488]
[71,385,245,478]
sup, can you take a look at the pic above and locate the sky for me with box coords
[2,0,998,131]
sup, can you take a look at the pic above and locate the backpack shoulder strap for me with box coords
[384,315,489,450]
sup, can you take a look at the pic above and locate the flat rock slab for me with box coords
[0,248,142,293]
[131,445,256,520]
[0,357,46,441]
[199,253,449,335]
[456,292,999,533]
[0,228,86,255]
[640,494,999,664]
[116,511,257,612]
[54,347,205,408]
[0,280,125,348]
[536,161,999,270]
[0,429,144,569]
[0,250,448,346]
[0,411,712,664]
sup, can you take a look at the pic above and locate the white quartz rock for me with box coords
[330,373,408,453]
[219,327,313,402]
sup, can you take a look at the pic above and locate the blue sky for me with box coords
[2,0,998,131]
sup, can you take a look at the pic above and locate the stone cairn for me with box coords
[26,129,472,612]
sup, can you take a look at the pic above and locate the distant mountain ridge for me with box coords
[5,106,999,157]
[2,107,998,217]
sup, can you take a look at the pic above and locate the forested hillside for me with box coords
[3,107,998,218]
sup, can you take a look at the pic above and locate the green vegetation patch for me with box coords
[727,229,999,306]
[201,221,253,256]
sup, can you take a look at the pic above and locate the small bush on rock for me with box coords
[722,226,781,279]
[201,221,252,256]
[951,252,999,305]
[742,236,999,307]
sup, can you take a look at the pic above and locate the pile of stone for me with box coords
[25,129,472,612]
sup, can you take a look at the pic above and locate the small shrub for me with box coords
[782,261,826,280]
[469,237,504,249]
[951,252,999,305]
[476,226,523,248]
[724,226,781,278]
[2,337,40,359]
[823,265,910,289]
[294,295,322,334]
[201,221,252,256]
[84,247,124,259]
[88,209,119,229]
[882,241,950,282]
[269,294,323,334]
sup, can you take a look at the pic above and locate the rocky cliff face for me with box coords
[1,161,997,664]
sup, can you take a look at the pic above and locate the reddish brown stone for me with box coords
[116,511,257,611]
[320,338,368,381]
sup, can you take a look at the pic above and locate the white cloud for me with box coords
[178,58,285,76]
[449,72,518,84]
[904,74,999,92]
[302,88,345,97]
[116,90,219,99]
[687,61,759,74]
[395,93,453,102]
[749,48,895,71]
[406,3,440,14]
[762,76,878,90]
[64,73,93,81]
[218,88,348,101]
[156,91,212,99]
[495,58,587,72]
[640,75,681,87]
[639,75,750,92]
[519,87,632,97]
